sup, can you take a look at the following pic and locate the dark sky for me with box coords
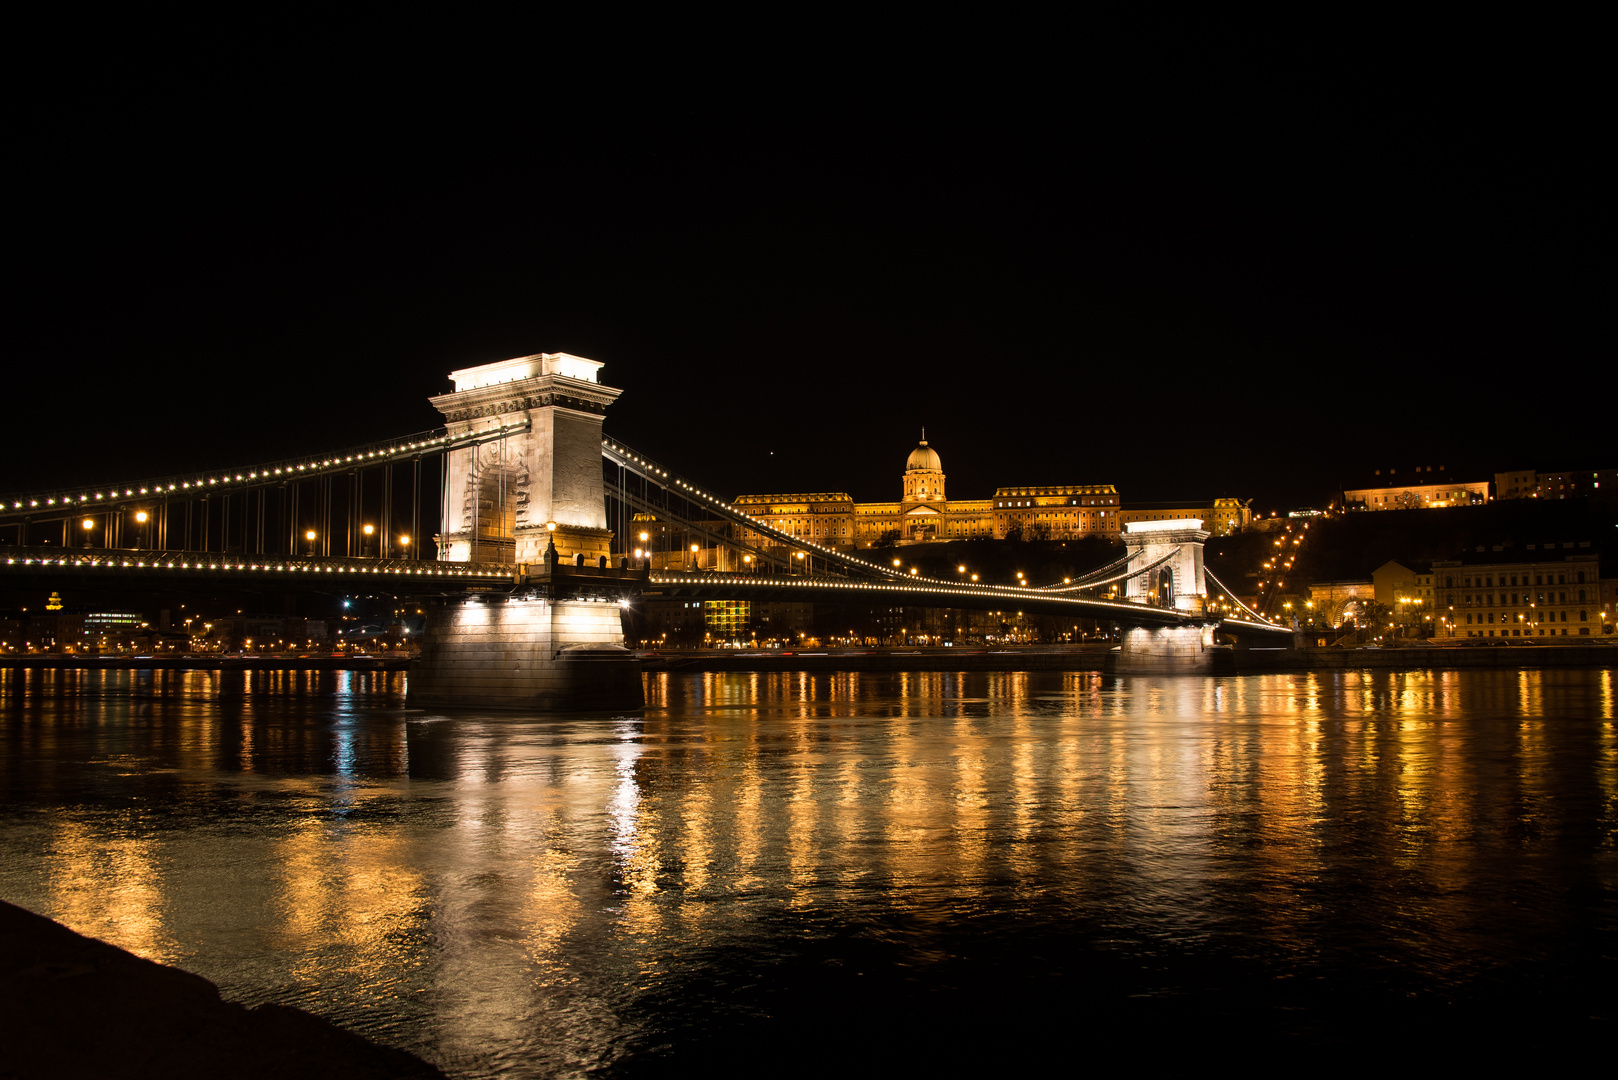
[9,42,1603,515]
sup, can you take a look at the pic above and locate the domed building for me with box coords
[902,431,945,504]
[731,432,1124,549]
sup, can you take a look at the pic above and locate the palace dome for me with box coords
[906,436,942,473]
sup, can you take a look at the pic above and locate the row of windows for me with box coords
[1465,611,1589,624]
[1448,571,1587,587]
[1454,590,1590,606]
[1468,628,1591,636]
[995,499,1117,509]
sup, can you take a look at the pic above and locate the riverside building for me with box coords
[1432,548,1605,637]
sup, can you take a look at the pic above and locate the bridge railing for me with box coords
[0,546,513,580]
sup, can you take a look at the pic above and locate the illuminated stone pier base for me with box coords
[1112,623,1232,675]
[410,591,643,711]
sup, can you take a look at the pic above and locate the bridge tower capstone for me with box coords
[430,352,620,567]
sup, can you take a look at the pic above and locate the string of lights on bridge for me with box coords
[644,572,1288,632]
[1,425,530,515]
[2,552,504,579]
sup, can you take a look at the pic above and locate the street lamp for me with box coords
[82,517,95,549]
[400,535,411,561]
[305,529,317,556]
[134,509,150,550]
[363,523,375,558]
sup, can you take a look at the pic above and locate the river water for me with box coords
[2,667,1615,1075]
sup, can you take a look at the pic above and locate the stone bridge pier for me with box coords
[409,354,643,711]
[1114,519,1229,674]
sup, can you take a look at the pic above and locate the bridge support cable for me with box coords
[0,423,512,565]
[1036,548,1180,597]
[601,437,904,581]
[604,475,784,571]
[1203,569,1273,624]
[1031,552,1136,593]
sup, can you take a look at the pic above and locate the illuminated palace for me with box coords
[732,433,1123,549]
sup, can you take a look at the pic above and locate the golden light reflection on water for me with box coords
[3,666,1616,1078]
[47,819,179,966]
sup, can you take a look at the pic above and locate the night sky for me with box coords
[9,42,1602,515]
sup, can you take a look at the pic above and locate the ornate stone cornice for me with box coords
[430,374,623,424]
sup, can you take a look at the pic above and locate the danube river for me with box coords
[2,667,1615,1075]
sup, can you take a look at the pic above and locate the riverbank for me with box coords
[641,645,1115,673]
[4,643,1614,678]
[0,900,445,1080]
[638,643,1618,674]
[1,654,411,671]
[1240,642,1618,671]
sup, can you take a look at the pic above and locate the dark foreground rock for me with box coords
[0,901,446,1080]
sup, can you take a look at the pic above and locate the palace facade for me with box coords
[732,434,1122,550]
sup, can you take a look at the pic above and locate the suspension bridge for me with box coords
[1,352,1290,706]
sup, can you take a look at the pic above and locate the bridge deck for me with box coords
[0,547,515,586]
[644,571,1291,634]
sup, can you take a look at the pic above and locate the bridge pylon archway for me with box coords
[1121,519,1209,615]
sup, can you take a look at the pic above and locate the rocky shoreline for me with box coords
[0,901,445,1080]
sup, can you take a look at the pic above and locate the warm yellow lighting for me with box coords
[306,530,317,541]
[363,524,374,536]
[546,521,557,531]
[82,518,94,530]
[134,511,148,523]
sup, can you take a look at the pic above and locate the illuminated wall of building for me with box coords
[733,435,1121,549]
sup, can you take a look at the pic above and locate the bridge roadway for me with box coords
[644,570,1291,637]
[0,547,513,588]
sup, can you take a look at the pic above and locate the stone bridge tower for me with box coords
[431,352,621,567]
[1117,518,1220,672]
[412,352,643,712]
